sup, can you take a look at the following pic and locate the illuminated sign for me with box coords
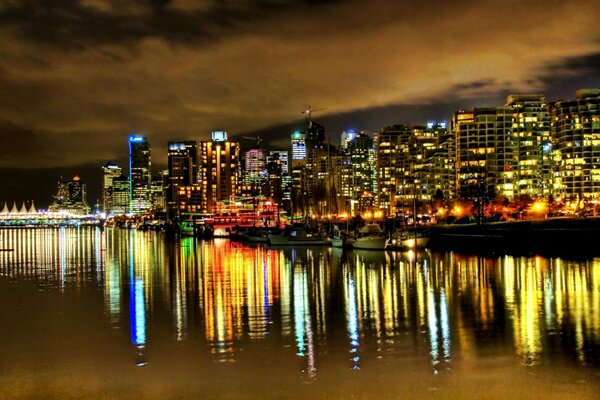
[168,142,186,151]
[292,131,304,140]
[212,131,228,142]
[129,135,144,143]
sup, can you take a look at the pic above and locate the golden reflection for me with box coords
[1,229,600,372]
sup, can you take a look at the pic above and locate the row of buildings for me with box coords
[90,89,600,218]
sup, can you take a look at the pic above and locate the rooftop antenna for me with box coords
[241,136,264,148]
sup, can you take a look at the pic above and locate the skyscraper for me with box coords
[129,135,151,215]
[49,175,90,215]
[243,148,265,187]
[199,131,240,212]
[340,132,375,214]
[167,141,198,214]
[102,162,122,215]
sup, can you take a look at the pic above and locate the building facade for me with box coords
[102,162,122,215]
[199,131,240,212]
[129,135,151,215]
[552,89,600,200]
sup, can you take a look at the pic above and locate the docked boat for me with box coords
[387,229,429,250]
[267,224,331,246]
[247,226,282,243]
[352,223,388,250]
[175,220,195,236]
[330,225,353,248]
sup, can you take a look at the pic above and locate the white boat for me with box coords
[387,229,429,250]
[352,223,388,250]
[330,225,353,248]
[267,225,331,246]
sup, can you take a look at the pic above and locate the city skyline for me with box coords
[1,1,600,206]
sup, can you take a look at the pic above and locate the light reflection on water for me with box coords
[1,227,600,395]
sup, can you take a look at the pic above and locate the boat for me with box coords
[387,229,429,250]
[267,224,331,246]
[352,223,388,250]
[247,226,282,243]
[175,220,195,236]
[330,225,353,248]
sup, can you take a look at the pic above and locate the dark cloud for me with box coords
[1,0,600,206]
[0,0,345,50]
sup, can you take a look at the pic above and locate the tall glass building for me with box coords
[129,135,151,215]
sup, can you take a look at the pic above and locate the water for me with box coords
[0,227,598,399]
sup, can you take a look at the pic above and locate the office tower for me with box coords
[340,130,357,150]
[341,132,375,214]
[129,135,151,215]
[375,124,449,215]
[552,89,600,200]
[150,171,168,213]
[199,131,240,212]
[167,141,198,214]
[291,131,307,163]
[49,175,90,215]
[168,141,198,186]
[102,163,122,215]
[243,148,266,187]
[267,150,291,210]
[265,152,283,204]
[111,176,130,214]
[375,124,411,213]
[269,150,289,175]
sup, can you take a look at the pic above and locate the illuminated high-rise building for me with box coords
[340,132,375,214]
[243,148,266,187]
[267,150,291,209]
[507,95,551,197]
[269,150,289,174]
[102,162,122,215]
[199,131,240,212]
[452,95,549,201]
[128,135,151,215]
[167,141,198,214]
[375,124,449,215]
[111,176,130,214]
[49,175,90,215]
[150,171,168,213]
[291,131,307,163]
[552,89,600,199]
[375,124,411,213]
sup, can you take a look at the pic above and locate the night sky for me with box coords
[1,0,600,208]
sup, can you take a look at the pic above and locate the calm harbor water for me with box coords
[0,227,599,399]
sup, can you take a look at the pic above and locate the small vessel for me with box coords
[175,220,195,236]
[387,229,429,250]
[247,226,282,243]
[352,223,388,250]
[267,224,331,246]
[330,225,353,248]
